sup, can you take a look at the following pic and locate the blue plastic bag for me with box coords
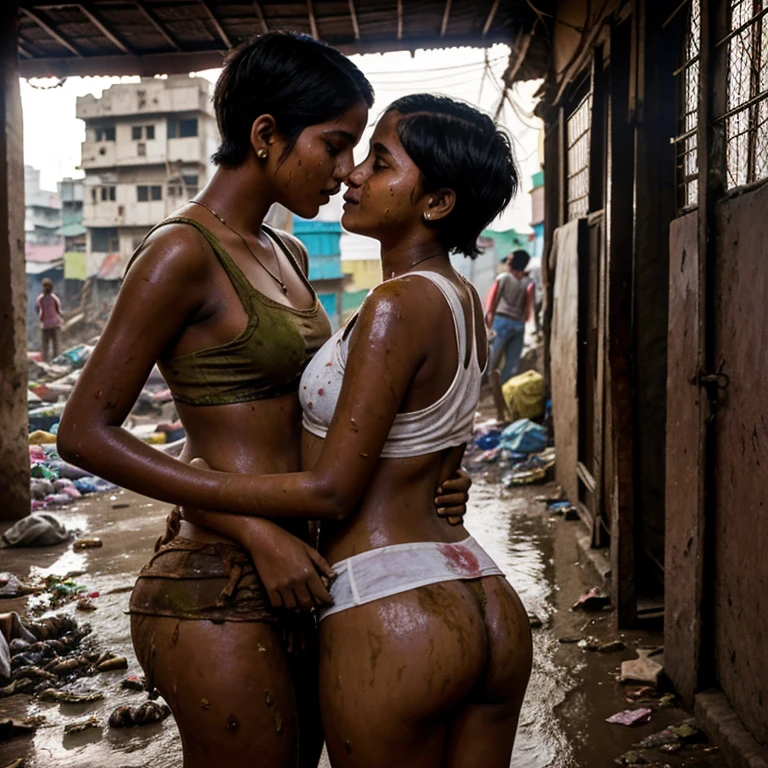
[475,431,501,450]
[499,419,547,455]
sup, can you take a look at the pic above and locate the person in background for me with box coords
[485,249,534,384]
[36,277,63,362]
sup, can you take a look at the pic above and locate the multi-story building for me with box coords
[76,75,217,278]
[24,165,61,246]
[57,177,86,252]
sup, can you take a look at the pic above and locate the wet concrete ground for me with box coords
[1,479,725,767]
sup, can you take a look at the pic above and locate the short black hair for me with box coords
[385,94,518,258]
[212,32,374,167]
[509,250,530,271]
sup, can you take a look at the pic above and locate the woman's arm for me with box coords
[57,227,335,608]
[57,226,260,511]
[194,276,453,520]
[184,503,334,610]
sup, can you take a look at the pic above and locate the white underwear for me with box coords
[318,536,503,622]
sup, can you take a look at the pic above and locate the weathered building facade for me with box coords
[76,75,216,278]
[519,0,767,763]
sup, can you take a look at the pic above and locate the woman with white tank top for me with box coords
[191,94,533,767]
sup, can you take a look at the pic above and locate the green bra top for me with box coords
[128,217,332,407]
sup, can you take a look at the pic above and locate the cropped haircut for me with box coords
[385,94,518,258]
[212,32,374,167]
[510,249,530,271]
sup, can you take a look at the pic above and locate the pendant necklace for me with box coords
[390,252,442,279]
[189,199,288,294]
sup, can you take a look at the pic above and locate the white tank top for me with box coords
[300,271,484,458]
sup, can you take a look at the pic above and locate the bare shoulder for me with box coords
[124,222,214,287]
[270,229,309,275]
[358,274,446,337]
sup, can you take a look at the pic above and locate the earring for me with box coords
[256,148,268,160]
[423,211,431,221]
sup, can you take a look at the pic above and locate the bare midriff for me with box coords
[302,431,468,564]
[175,392,308,543]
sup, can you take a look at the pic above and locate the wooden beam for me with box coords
[199,0,232,49]
[307,0,319,39]
[133,1,181,51]
[0,0,32,521]
[19,49,226,78]
[348,0,360,40]
[17,41,33,58]
[20,7,81,56]
[252,1,269,34]
[19,33,518,78]
[441,0,452,37]
[76,4,130,54]
[607,19,637,628]
[397,0,403,40]
[482,0,501,37]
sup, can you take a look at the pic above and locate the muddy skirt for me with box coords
[129,535,279,624]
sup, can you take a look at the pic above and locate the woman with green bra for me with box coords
[58,33,468,768]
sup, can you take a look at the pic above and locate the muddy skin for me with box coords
[293,110,532,766]
[131,614,321,768]
[57,91,369,768]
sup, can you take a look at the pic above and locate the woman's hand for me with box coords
[186,458,335,612]
[435,468,472,526]
[243,520,335,612]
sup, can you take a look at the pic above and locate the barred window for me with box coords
[722,0,768,188]
[675,0,701,209]
[567,90,592,221]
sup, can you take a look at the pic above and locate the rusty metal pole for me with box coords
[0,0,31,521]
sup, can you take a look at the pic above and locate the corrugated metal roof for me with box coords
[25,242,65,262]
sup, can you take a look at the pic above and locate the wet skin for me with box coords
[186,111,533,766]
[58,100,471,768]
[61,103,349,768]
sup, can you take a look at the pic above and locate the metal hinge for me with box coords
[698,362,730,423]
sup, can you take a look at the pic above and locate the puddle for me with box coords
[467,480,578,767]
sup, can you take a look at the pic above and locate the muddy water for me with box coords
[3,483,720,768]
[466,480,578,768]
[3,482,580,768]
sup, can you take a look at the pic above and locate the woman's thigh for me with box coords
[443,577,533,768]
[318,581,487,768]
[132,614,321,768]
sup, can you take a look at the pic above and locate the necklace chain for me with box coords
[190,200,288,294]
[389,252,442,279]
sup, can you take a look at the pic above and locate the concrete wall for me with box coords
[76,76,212,122]
[343,257,382,292]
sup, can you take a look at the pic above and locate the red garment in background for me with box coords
[484,280,499,315]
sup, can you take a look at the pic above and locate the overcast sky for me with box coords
[20,44,542,234]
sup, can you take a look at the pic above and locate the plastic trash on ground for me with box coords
[501,370,545,422]
[499,419,547,455]
[606,708,653,726]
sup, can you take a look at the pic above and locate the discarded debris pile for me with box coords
[1,566,105,617]
[1,613,128,703]
[0,614,100,696]
[28,443,116,513]
[0,610,163,747]
[26,341,185,516]
[614,718,721,765]
[108,700,171,728]
[465,417,554,485]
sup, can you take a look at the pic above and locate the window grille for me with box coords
[566,90,592,221]
[675,0,701,209]
[721,0,768,188]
